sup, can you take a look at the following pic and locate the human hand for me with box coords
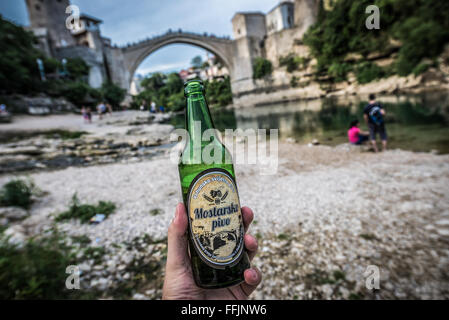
[162,203,261,300]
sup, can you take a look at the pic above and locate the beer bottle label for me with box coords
[187,169,244,269]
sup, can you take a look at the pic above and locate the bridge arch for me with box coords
[120,31,235,88]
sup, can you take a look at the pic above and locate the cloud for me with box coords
[136,62,188,76]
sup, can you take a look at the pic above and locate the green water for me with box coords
[171,92,449,154]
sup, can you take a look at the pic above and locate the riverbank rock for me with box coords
[3,225,27,246]
[2,94,75,114]
[0,207,28,223]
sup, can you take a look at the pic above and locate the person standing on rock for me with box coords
[97,102,107,120]
[364,94,387,152]
[86,107,92,123]
[150,101,156,113]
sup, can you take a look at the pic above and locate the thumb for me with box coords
[166,203,190,273]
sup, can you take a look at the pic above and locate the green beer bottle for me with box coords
[178,79,250,289]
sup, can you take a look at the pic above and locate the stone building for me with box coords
[266,1,295,35]
[23,0,321,106]
[25,0,76,51]
[229,0,321,106]
[25,0,112,89]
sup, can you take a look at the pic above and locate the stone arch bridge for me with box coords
[108,31,238,93]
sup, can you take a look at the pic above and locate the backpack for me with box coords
[368,104,384,125]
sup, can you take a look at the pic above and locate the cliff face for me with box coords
[232,0,449,107]
[233,28,449,107]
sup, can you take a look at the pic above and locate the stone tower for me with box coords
[25,0,76,49]
[293,0,320,37]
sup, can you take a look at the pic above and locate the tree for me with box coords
[141,72,165,91]
[191,55,203,69]
[101,82,126,108]
[65,58,89,80]
[252,58,272,79]
[303,0,449,80]
[165,73,183,95]
[0,16,43,94]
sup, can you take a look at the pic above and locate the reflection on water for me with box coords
[172,92,449,154]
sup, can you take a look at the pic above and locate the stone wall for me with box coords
[25,0,77,50]
[103,47,130,92]
[55,46,107,89]
[2,95,76,114]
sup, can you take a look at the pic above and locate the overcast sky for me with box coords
[0,0,278,76]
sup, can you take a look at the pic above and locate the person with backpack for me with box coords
[364,93,387,152]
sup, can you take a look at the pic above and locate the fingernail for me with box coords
[249,269,257,280]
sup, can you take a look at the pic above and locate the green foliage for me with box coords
[55,194,116,224]
[354,62,385,84]
[303,0,449,80]
[0,15,131,110]
[253,58,273,79]
[412,62,431,76]
[279,54,309,73]
[290,76,299,88]
[201,61,210,69]
[205,77,232,107]
[65,58,89,80]
[101,82,126,108]
[0,228,103,299]
[44,58,62,74]
[0,231,73,299]
[0,179,34,209]
[328,62,352,82]
[166,91,185,112]
[62,81,91,106]
[279,54,298,72]
[165,72,184,95]
[395,18,447,75]
[191,55,203,68]
[134,72,232,110]
[0,16,43,94]
[150,208,162,216]
[141,72,165,92]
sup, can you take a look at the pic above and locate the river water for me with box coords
[172,92,449,154]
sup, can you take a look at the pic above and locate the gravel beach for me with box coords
[1,113,448,299]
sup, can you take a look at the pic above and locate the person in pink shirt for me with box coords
[348,119,369,145]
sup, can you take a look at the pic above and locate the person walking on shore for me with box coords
[364,94,387,152]
[97,102,107,120]
[86,107,92,123]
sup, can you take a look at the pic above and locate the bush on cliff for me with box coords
[303,0,449,81]
[205,77,232,107]
[253,58,273,79]
[354,62,386,84]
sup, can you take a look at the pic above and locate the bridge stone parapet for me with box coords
[119,31,236,86]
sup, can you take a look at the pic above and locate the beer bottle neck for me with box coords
[186,93,215,138]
